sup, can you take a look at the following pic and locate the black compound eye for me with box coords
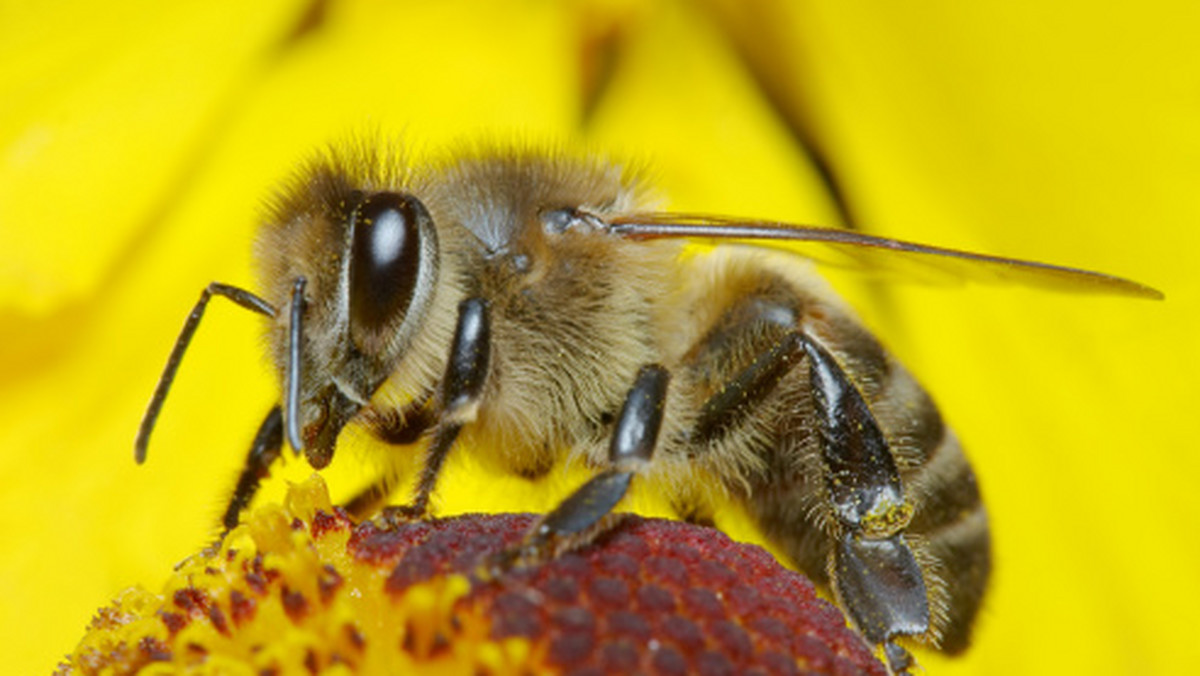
[348,192,429,332]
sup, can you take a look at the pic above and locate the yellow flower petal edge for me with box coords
[57,474,887,675]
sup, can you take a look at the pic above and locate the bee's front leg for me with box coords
[360,297,493,525]
[493,364,670,570]
[220,406,285,532]
[338,394,436,519]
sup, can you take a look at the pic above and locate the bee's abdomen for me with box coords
[675,252,991,653]
[900,425,991,653]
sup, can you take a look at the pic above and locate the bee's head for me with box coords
[260,162,440,468]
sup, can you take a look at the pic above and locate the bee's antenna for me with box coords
[285,277,307,453]
[135,283,276,464]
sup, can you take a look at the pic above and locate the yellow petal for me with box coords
[0,0,309,314]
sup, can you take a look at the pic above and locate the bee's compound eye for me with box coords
[348,192,429,332]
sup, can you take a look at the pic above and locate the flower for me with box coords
[57,474,886,675]
[2,1,1196,674]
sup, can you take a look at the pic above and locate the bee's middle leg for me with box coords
[494,364,670,569]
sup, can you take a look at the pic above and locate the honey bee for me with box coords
[134,142,1160,673]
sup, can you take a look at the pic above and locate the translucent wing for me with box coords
[608,213,1162,300]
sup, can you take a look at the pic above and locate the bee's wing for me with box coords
[608,213,1163,300]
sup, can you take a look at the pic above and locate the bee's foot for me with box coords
[376,503,427,528]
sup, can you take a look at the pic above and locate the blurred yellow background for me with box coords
[1,1,1196,673]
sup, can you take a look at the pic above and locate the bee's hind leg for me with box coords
[803,334,928,675]
[490,364,670,572]
[686,318,930,674]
